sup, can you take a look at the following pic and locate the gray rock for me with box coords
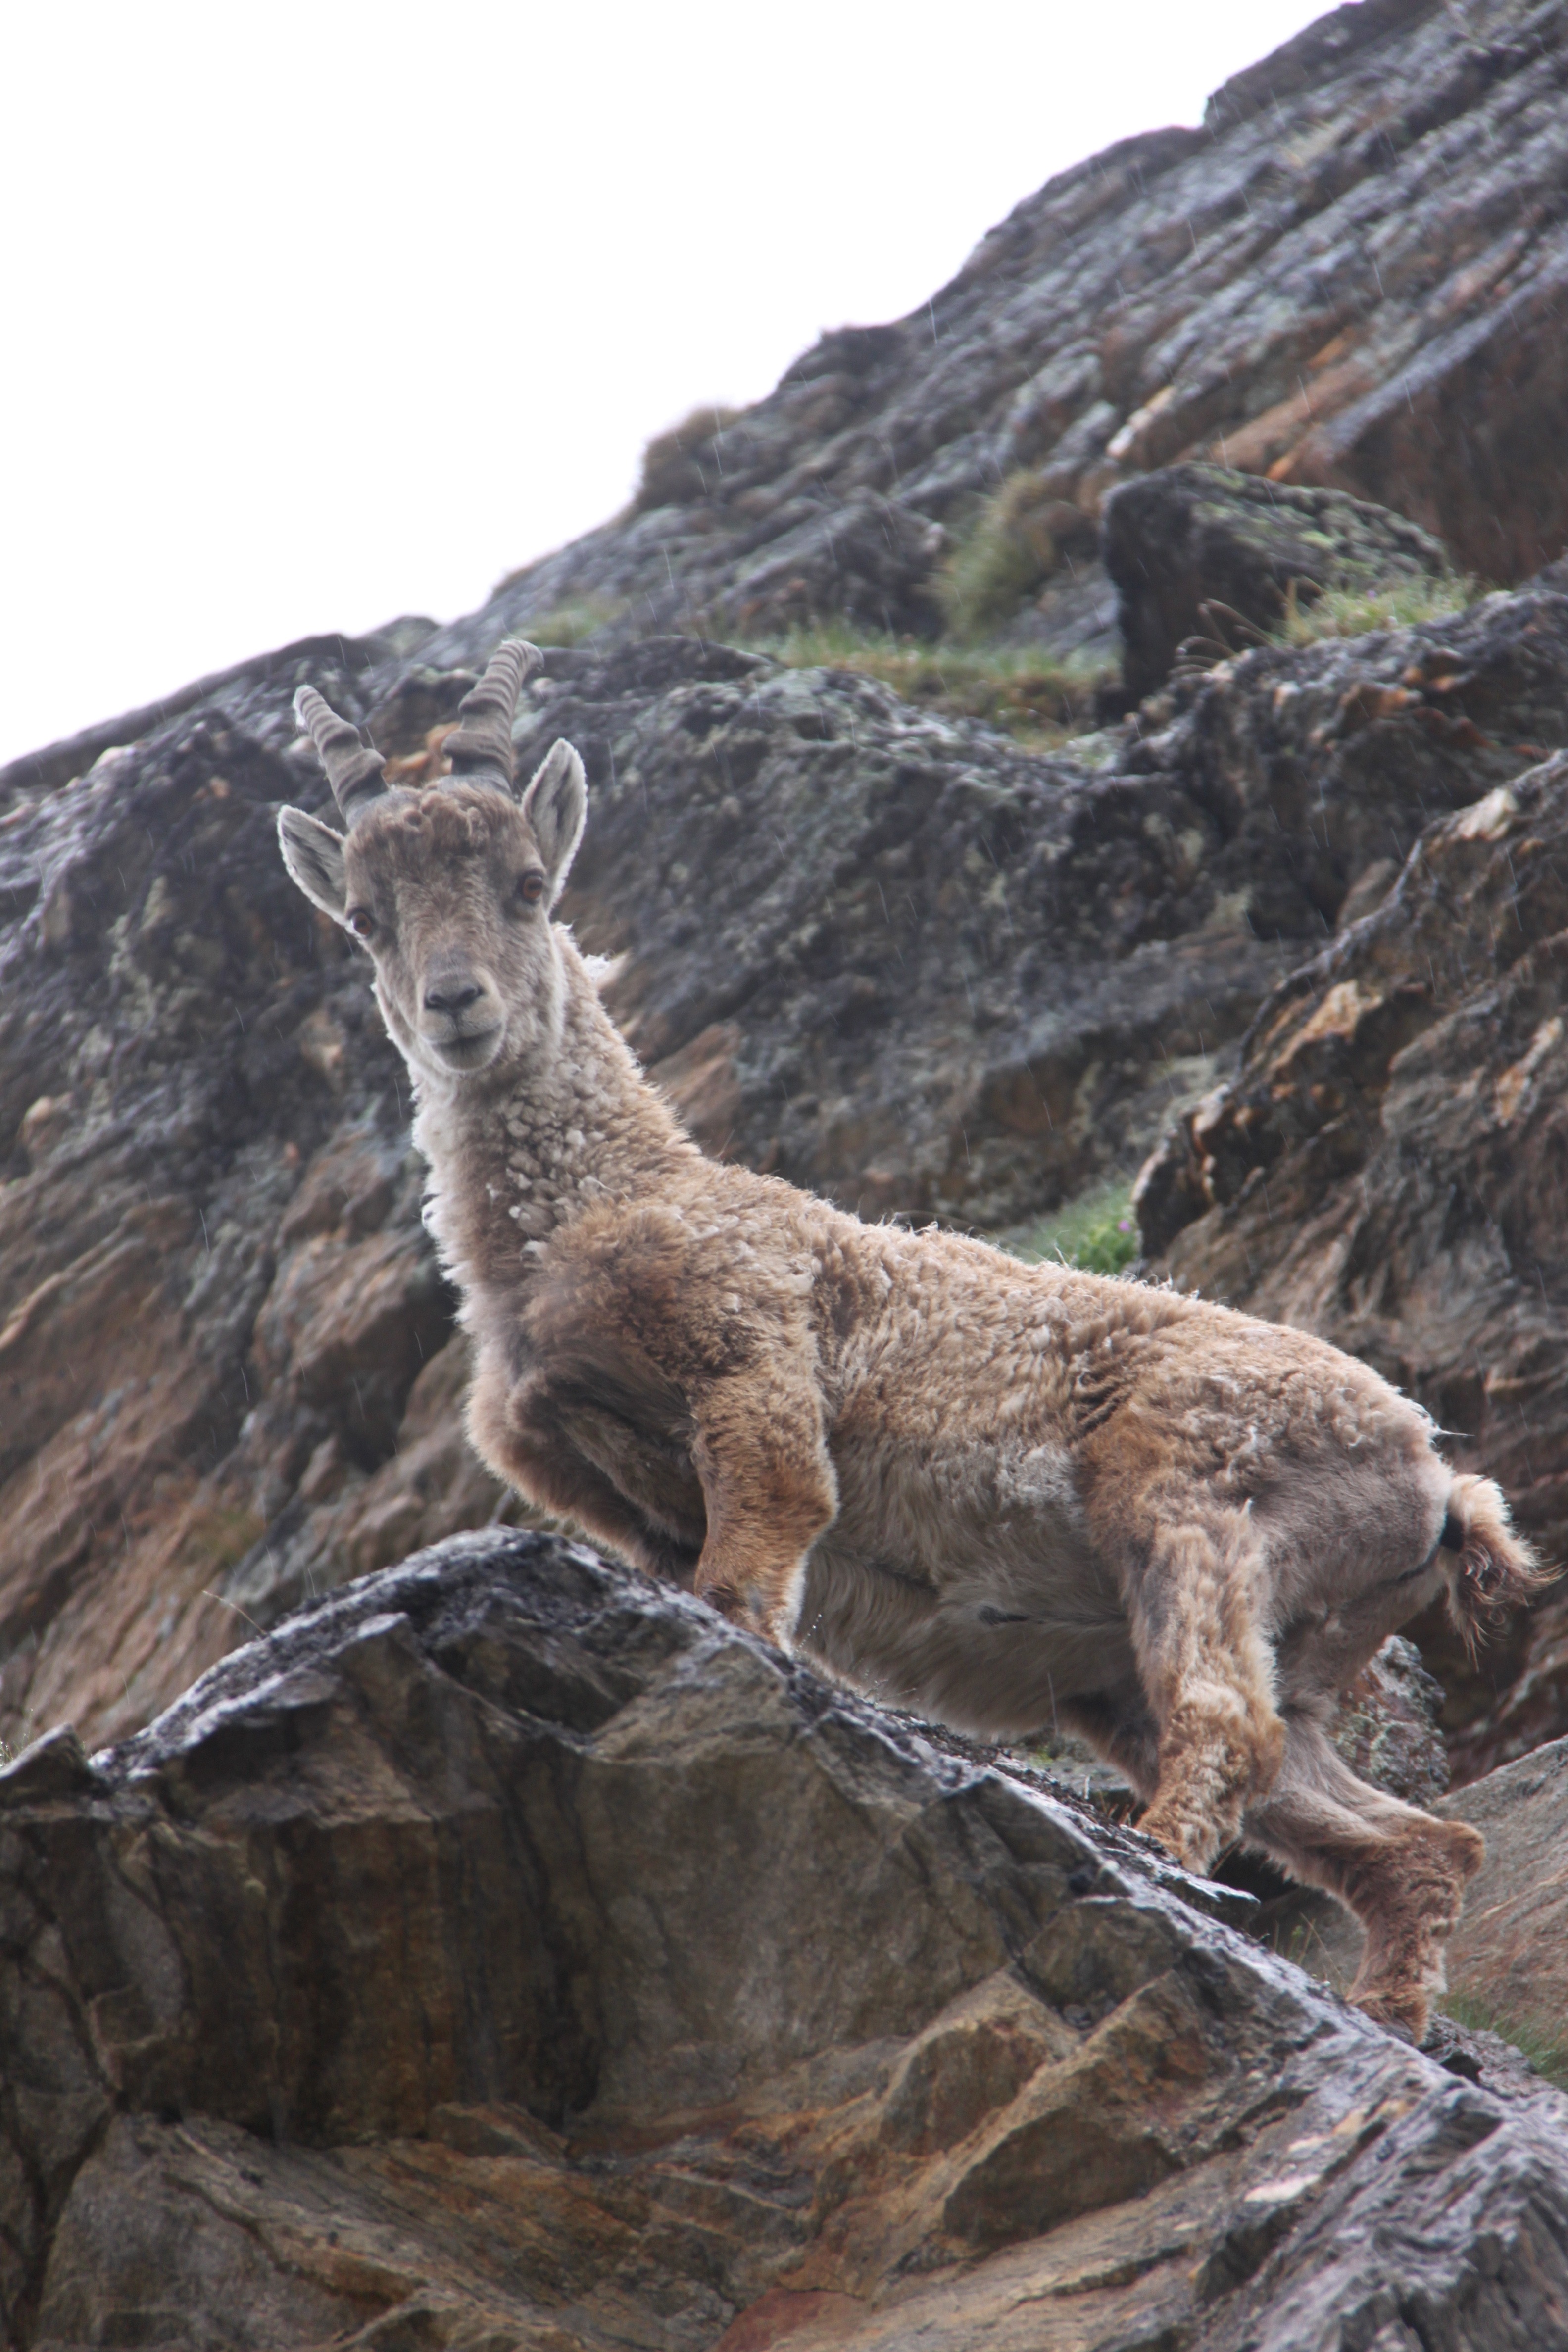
[1442,1735,1568,2057]
[1102,463,1452,700]
[7,1531,1568,2350]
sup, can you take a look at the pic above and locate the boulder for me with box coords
[6,1530,1568,2352]
[718,492,951,639]
[1101,464,1452,701]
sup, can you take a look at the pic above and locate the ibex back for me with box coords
[278,639,1548,2042]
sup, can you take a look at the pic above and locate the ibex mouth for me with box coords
[431,1026,503,1074]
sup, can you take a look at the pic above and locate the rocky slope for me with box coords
[5,3,1568,2329]
[8,1531,1568,2352]
[379,0,1568,669]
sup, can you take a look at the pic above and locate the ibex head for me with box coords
[278,640,588,1079]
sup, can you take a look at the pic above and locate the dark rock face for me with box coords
[1119,577,1568,944]
[1102,463,1452,700]
[6,1531,1568,2352]
[0,636,522,1760]
[431,0,1568,669]
[1330,1633,1450,1812]
[1137,749,1568,1775]
[520,638,1289,1224]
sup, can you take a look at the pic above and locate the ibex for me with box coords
[279,640,1546,2041]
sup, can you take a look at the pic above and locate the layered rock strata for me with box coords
[7,1532,1568,2352]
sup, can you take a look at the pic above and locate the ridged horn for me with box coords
[292,686,389,828]
[442,639,542,793]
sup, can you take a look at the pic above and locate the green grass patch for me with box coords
[1006,1179,1141,1275]
[1440,1992,1568,2093]
[1273,574,1482,647]
[747,619,1109,749]
[511,596,624,648]
[935,468,1099,639]
[939,478,1055,637]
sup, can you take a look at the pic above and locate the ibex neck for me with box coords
[412,937,695,1299]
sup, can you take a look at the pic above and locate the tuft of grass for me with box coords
[1440,1992,1568,2093]
[0,1705,41,1771]
[513,597,623,649]
[935,469,1101,639]
[633,404,741,513]
[1007,1178,1141,1276]
[747,619,1109,749]
[1273,573,1481,646]
[939,476,1057,637]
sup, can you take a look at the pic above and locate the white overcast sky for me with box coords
[1,0,1333,767]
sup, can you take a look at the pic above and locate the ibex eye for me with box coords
[519,870,546,905]
[348,909,376,939]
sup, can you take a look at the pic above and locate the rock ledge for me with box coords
[6,1530,1568,2351]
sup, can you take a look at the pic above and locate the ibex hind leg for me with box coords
[1243,1714,1483,2043]
[1119,1508,1287,1877]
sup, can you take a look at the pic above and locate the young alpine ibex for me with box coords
[279,639,1546,2041]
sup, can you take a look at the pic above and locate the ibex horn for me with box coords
[442,639,543,793]
[293,686,389,828]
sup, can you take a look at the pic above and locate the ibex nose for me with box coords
[424,978,484,1017]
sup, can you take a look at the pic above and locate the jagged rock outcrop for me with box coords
[454,0,1568,668]
[1137,746,1568,1774]
[1102,463,1452,700]
[7,1531,1568,2352]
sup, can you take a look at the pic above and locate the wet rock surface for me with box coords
[6,1531,1568,2352]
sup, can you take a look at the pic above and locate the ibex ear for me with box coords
[519,739,588,906]
[277,806,348,921]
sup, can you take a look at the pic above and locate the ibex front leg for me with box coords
[690,1371,838,1646]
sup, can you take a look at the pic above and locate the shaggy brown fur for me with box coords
[279,645,1548,2044]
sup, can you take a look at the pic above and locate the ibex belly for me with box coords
[795,1433,1134,1741]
